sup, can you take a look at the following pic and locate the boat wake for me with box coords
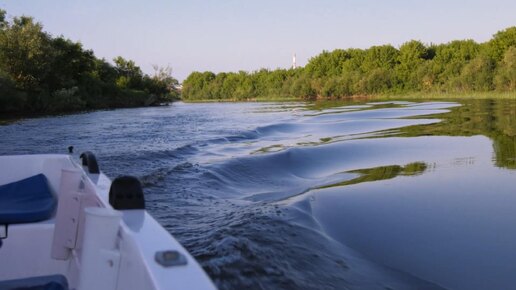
[139,102,466,289]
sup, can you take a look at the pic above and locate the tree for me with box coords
[457,55,495,91]
[361,45,399,73]
[182,71,216,100]
[357,68,394,94]
[113,56,143,89]
[305,49,350,78]
[148,65,180,102]
[431,40,480,88]
[396,40,430,90]
[45,37,95,91]
[486,27,516,61]
[0,15,54,91]
[321,76,354,98]
[290,75,316,99]
[494,46,516,91]
[0,9,7,29]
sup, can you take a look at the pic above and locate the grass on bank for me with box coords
[182,91,516,103]
[377,91,516,100]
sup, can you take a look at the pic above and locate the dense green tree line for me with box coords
[0,9,179,116]
[183,27,516,101]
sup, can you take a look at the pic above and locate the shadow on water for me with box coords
[317,162,428,190]
[397,99,516,169]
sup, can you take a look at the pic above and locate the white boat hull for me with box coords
[0,154,216,290]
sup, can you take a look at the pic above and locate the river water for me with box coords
[1,99,515,290]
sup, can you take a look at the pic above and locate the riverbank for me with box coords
[0,101,176,125]
[182,91,516,103]
[378,91,516,100]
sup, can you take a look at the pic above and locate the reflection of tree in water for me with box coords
[400,99,516,169]
[319,162,427,189]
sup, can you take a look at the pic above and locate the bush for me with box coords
[47,87,85,112]
[495,46,516,91]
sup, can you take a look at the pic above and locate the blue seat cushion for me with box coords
[0,274,68,290]
[0,174,57,224]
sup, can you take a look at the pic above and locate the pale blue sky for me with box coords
[1,0,515,81]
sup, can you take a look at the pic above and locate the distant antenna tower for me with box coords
[292,53,297,69]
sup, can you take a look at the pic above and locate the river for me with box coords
[1,99,515,290]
